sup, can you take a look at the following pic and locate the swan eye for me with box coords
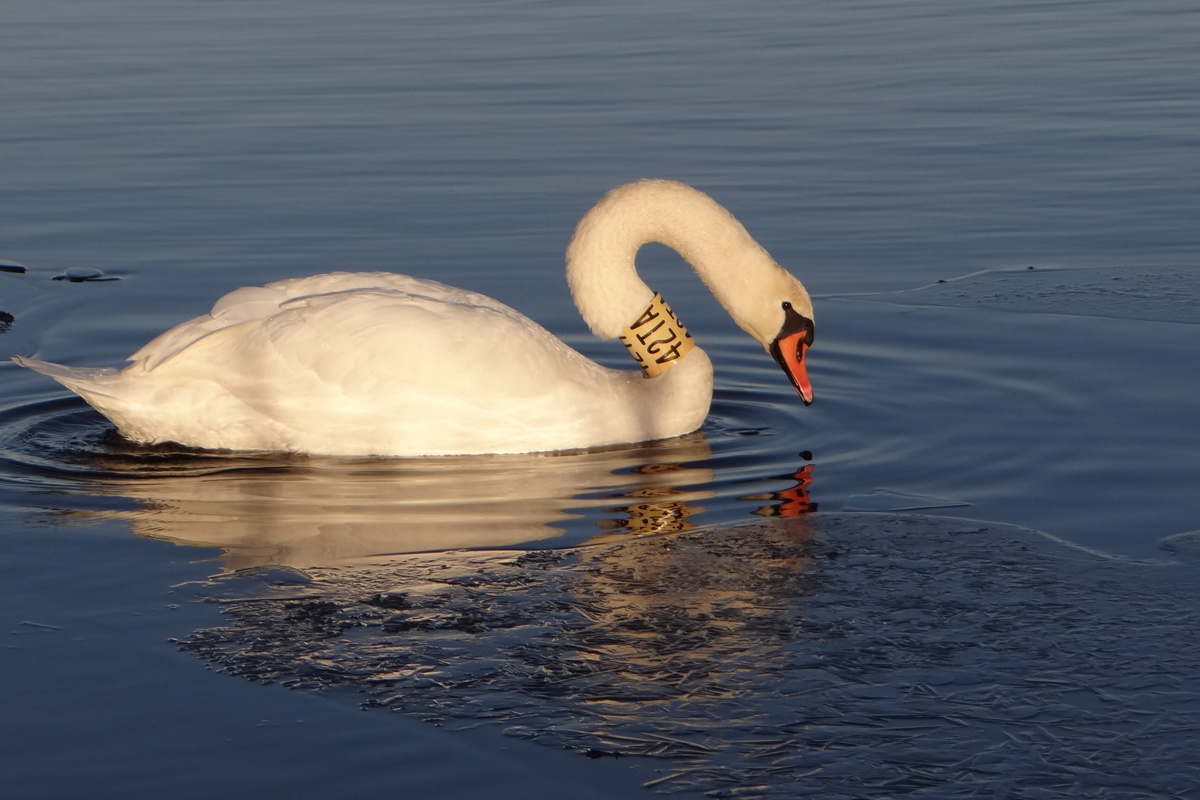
[781,301,793,311]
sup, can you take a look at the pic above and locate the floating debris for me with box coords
[0,260,28,274]
[51,267,120,283]
[0,310,12,333]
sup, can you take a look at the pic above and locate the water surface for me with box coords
[3,0,1199,797]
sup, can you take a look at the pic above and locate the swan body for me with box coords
[14,180,814,456]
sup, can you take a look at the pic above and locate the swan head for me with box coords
[565,179,815,405]
[740,272,815,406]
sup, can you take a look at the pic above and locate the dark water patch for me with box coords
[181,513,1200,798]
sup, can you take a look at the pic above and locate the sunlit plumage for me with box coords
[14,180,814,456]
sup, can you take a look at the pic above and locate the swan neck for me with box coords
[566,180,774,339]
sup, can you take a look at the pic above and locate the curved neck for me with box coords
[565,179,778,339]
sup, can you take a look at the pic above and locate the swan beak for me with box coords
[770,331,814,405]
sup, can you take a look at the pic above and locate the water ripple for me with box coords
[0,339,816,568]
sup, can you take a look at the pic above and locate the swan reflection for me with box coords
[184,515,820,794]
[744,463,817,517]
[79,433,721,569]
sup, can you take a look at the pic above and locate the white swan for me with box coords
[13,180,814,456]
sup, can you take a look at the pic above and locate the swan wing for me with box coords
[124,283,639,454]
[127,272,510,372]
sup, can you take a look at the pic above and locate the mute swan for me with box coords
[13,180,814,456]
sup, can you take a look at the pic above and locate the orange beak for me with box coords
[770,330,814,405]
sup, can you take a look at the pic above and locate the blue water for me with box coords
[3,1,1199,797]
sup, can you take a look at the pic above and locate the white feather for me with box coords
[14,181,811,456]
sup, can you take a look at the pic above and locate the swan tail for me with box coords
[11,356,124,401]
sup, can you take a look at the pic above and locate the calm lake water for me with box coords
[3,1,1199,797]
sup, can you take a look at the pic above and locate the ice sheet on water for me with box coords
[182,513,1200,798]
[857,265,1200,325]
[1160,531,1200,565]
[842,488,970,512]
